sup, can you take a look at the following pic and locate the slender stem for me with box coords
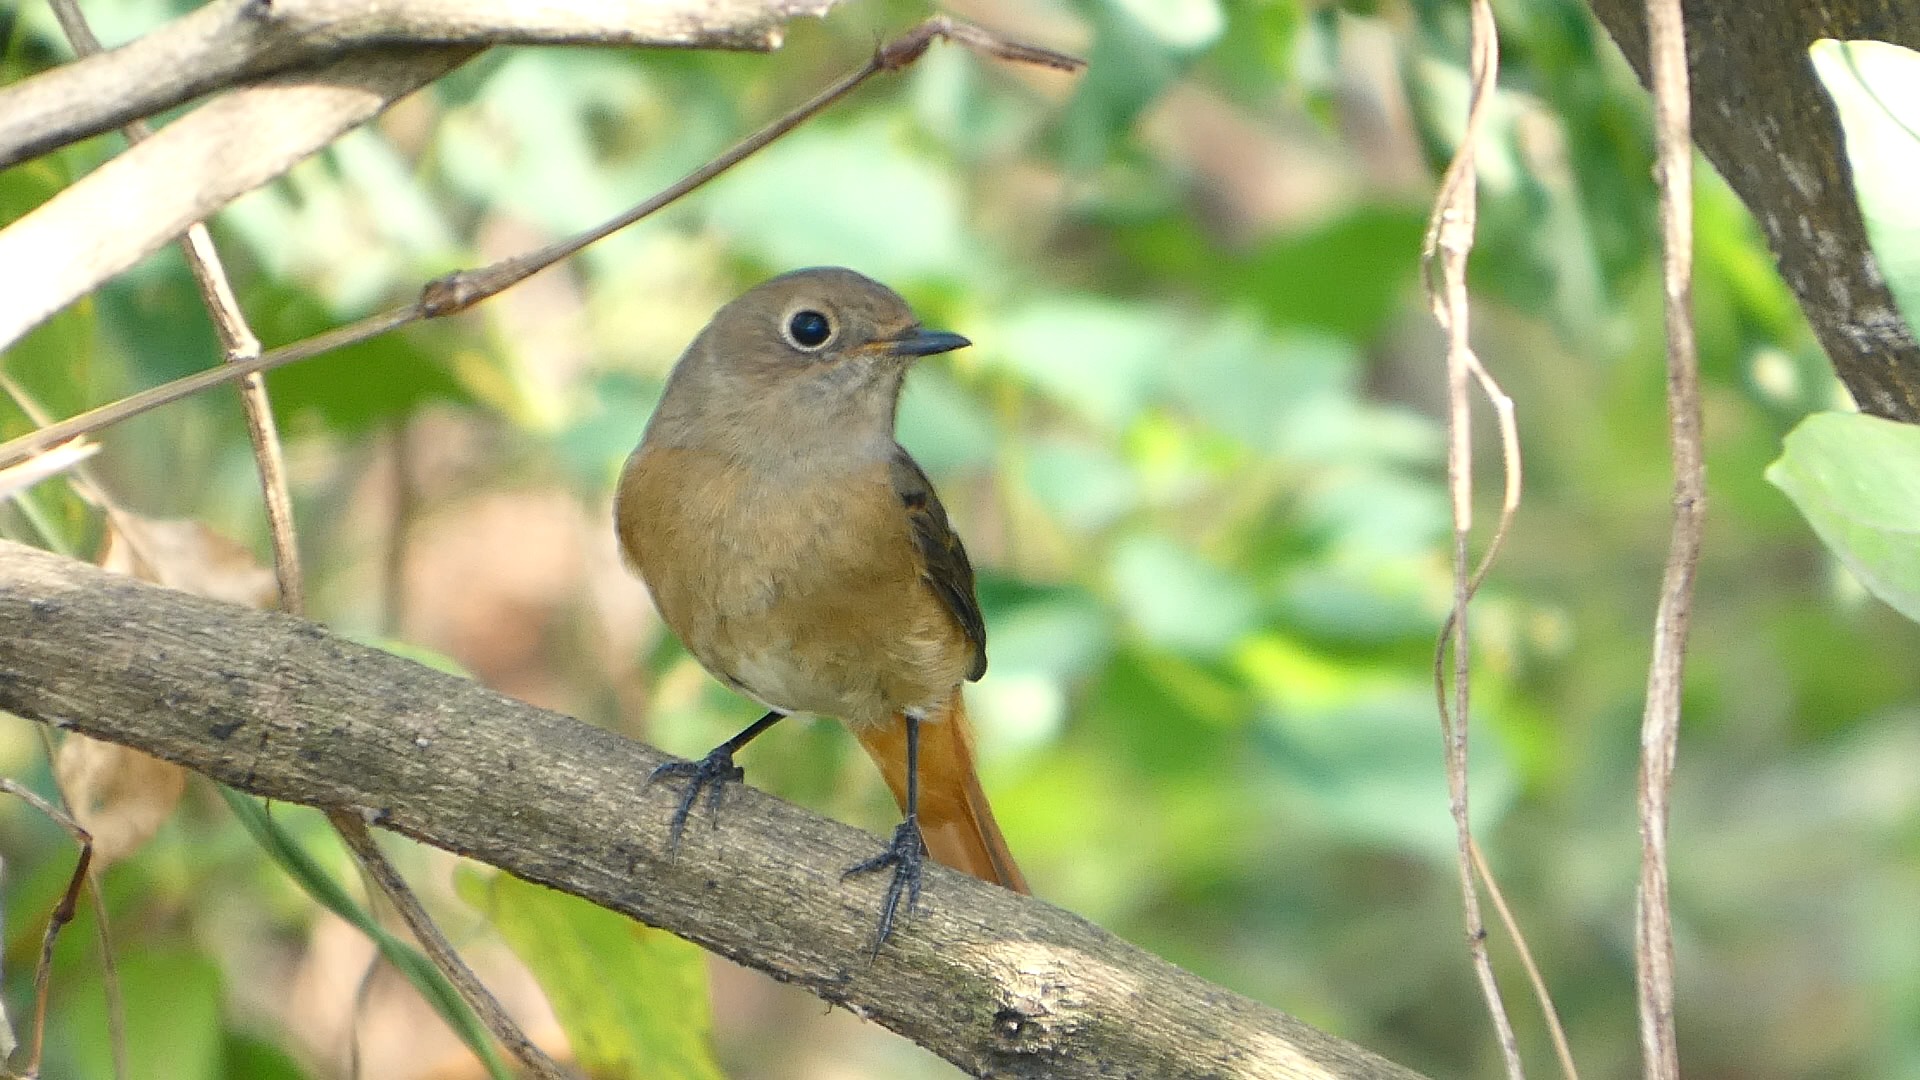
[328,811,573,1080]
[1471,839,1579,1080]
[49,0,306,615]
[1636,0,1703,1075]
[1419,0,1529,1074]
[0,778,95,1080]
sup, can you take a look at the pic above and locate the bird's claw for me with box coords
[647,749,745,854]
[842,817,927,956]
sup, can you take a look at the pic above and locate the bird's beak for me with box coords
[883,326,971,357]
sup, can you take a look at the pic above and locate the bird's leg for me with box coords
[843,711,928,955]
[648,709,785,853]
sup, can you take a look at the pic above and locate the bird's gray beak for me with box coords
[884,327,971,357]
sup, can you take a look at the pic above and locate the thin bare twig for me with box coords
[0,307,414,472]
[0,16,1082,474]
[88,865,128,1080]
[414,16,1080,314]
[1637,0,1702,1075]
[1469,839,1578,1080]
[185,236,307,614]
[0,778,94,1079]
[1416,1,1549,1076]
[24,723,128,1080]
[45,0,306,616]
[3,376,145,524]
[329,810,572,1080]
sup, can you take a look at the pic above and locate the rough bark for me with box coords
[1586,0,1920,422]
[0,540,1426,1080]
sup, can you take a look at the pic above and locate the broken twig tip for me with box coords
[881,16,1085,75]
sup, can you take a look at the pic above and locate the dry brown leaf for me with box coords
[55,516,278,863]
[53,737,189,865]
[97,514,278,607]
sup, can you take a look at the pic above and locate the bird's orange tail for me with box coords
[853,692,1029,894]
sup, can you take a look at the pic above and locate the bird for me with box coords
[615,266,1029,949]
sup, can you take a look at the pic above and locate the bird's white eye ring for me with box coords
[783,308,834,351]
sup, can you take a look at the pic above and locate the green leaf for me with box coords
[1021,437,1141,531]
[56,948,222,1080]
[1111,207,1428,338]
[456,866,726,1080]
[1167,317,1354,451]
[350,635,474,678]
[244,280,474,432]
[1767,411,1920,623]
[992,296,1176,430]
[1238,634,1516,852]
[976,580,1113,679]
[1110,534,1260,655]
[1059,0,1222,167]
[217,789,514,1080]
[897,365,999,476]
[1230,208,1428,338]
[703,118,967,283]
[1207,0,1299,98]
[222,1033,316,1080]
[1810,39,1920,332]
[1298,468,1450,559]
[1275,564,1438,644]
[0,159,96,420]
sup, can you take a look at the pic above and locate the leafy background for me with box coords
[5,0,1920,1078]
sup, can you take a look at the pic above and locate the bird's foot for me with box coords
[842,816,927,956]
[646,747,746,855]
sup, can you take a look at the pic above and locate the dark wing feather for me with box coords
[890,446,987,680]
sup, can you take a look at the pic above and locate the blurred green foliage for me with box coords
[5,0,1920,1078]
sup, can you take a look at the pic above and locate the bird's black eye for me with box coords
[786,309,833,350]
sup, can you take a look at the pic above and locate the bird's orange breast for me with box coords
[616,445,973,725]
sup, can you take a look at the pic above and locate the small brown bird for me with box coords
[616,267,1028,947]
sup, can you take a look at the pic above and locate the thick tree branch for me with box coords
[0,0,837,171]
[1585,0,1920,423]
[0,539,1425,1080]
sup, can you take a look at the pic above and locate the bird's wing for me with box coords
[889,445,987,681]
